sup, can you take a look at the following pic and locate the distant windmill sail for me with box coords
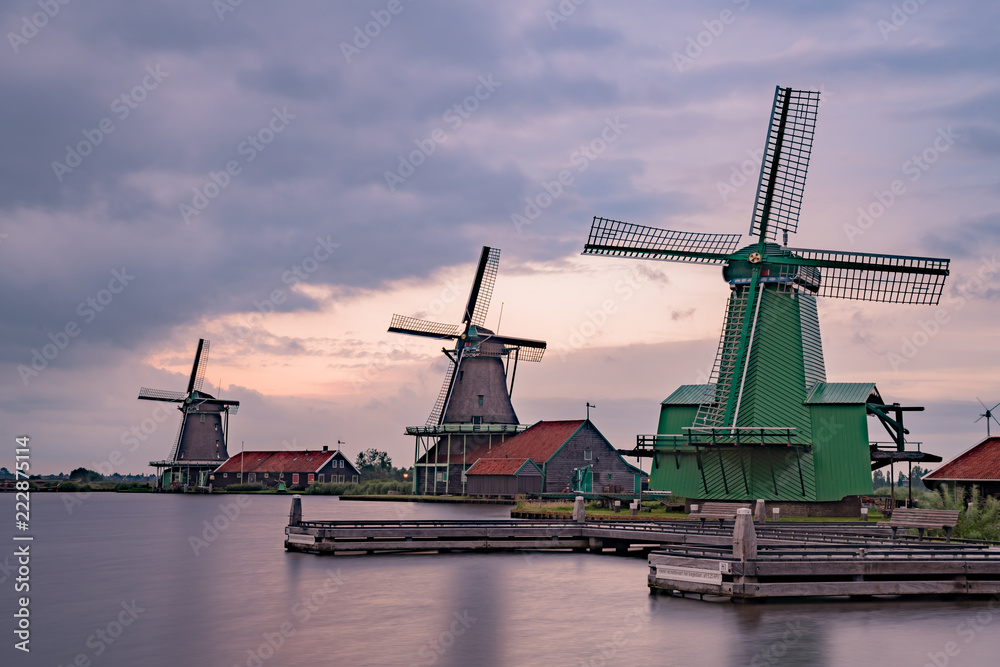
[975,398,1000,438]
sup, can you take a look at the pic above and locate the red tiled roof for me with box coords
[465,457,538,476]
[925,437,1000,481]
[486,420,585,464]
[214,451,337,474]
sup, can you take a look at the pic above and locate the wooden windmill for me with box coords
[389,246,546,493]
[140,339,239,489]
[584,87,950,502]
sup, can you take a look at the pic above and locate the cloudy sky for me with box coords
[2,0,998,476]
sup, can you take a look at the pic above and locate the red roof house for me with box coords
[924,437,1000,496]
[211,446,360,489]
[468,420,646,494]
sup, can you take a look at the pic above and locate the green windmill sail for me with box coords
[583,87,950,502]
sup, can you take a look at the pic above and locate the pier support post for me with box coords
[290,494,302,526]
[573,496,586,523]
[732,508,757,561]
[754,499,765,523]
[772,507,780,522]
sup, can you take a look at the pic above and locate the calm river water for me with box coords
[3,493,1000,666]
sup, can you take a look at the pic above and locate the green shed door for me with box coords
[634,474,642,494]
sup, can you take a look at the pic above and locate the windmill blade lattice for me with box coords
[584,217,742,264]
[138,387,189,402]
[388,315,462,339]
[479,334,547,363]
[464,246,500,326]
[426,350,460,426]
[750,87,821,241]
[781,248,950,304]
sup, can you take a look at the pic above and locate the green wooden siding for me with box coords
[650,446,816,500]
[657,404,699,437]
[734,289,812,441]
[809,404,873,499]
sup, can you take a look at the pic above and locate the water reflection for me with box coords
[5,494,1000,667]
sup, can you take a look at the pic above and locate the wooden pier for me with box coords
[284,497,1000,600]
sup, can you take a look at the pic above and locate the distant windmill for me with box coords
[975,398,1000,438]
[139,339,240,488]
[389,246,546,427]
[584,86,951,501]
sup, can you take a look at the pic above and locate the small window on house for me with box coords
[352,475,358,483]
[472,416,482,425]
[223,473,228,478]
[249,473,256,482]
[340,460,344,468]
[264,473,269,478]
[318,474,325,483]
[607,472,613,481]
[308,474,315,483]
[584,448,592,461]
[292,473,299,484]
[200,415,205,423]
[338,475,345,483]
[478,394,484,405]
[209,474,215,480]
[215,423,218,431]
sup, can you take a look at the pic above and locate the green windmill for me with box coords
[583,87,950,502]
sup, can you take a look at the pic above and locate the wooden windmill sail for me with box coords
[389,246,546,427]
[583,87,951,502]
[140,339,240,488]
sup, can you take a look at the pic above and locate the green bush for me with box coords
[226,483,264,492]
[922,484,1000,541]
[114,482,150,492]
[57,481,90,492]
[306,480,410,496]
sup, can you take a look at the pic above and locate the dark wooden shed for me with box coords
[465,457,543,497]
